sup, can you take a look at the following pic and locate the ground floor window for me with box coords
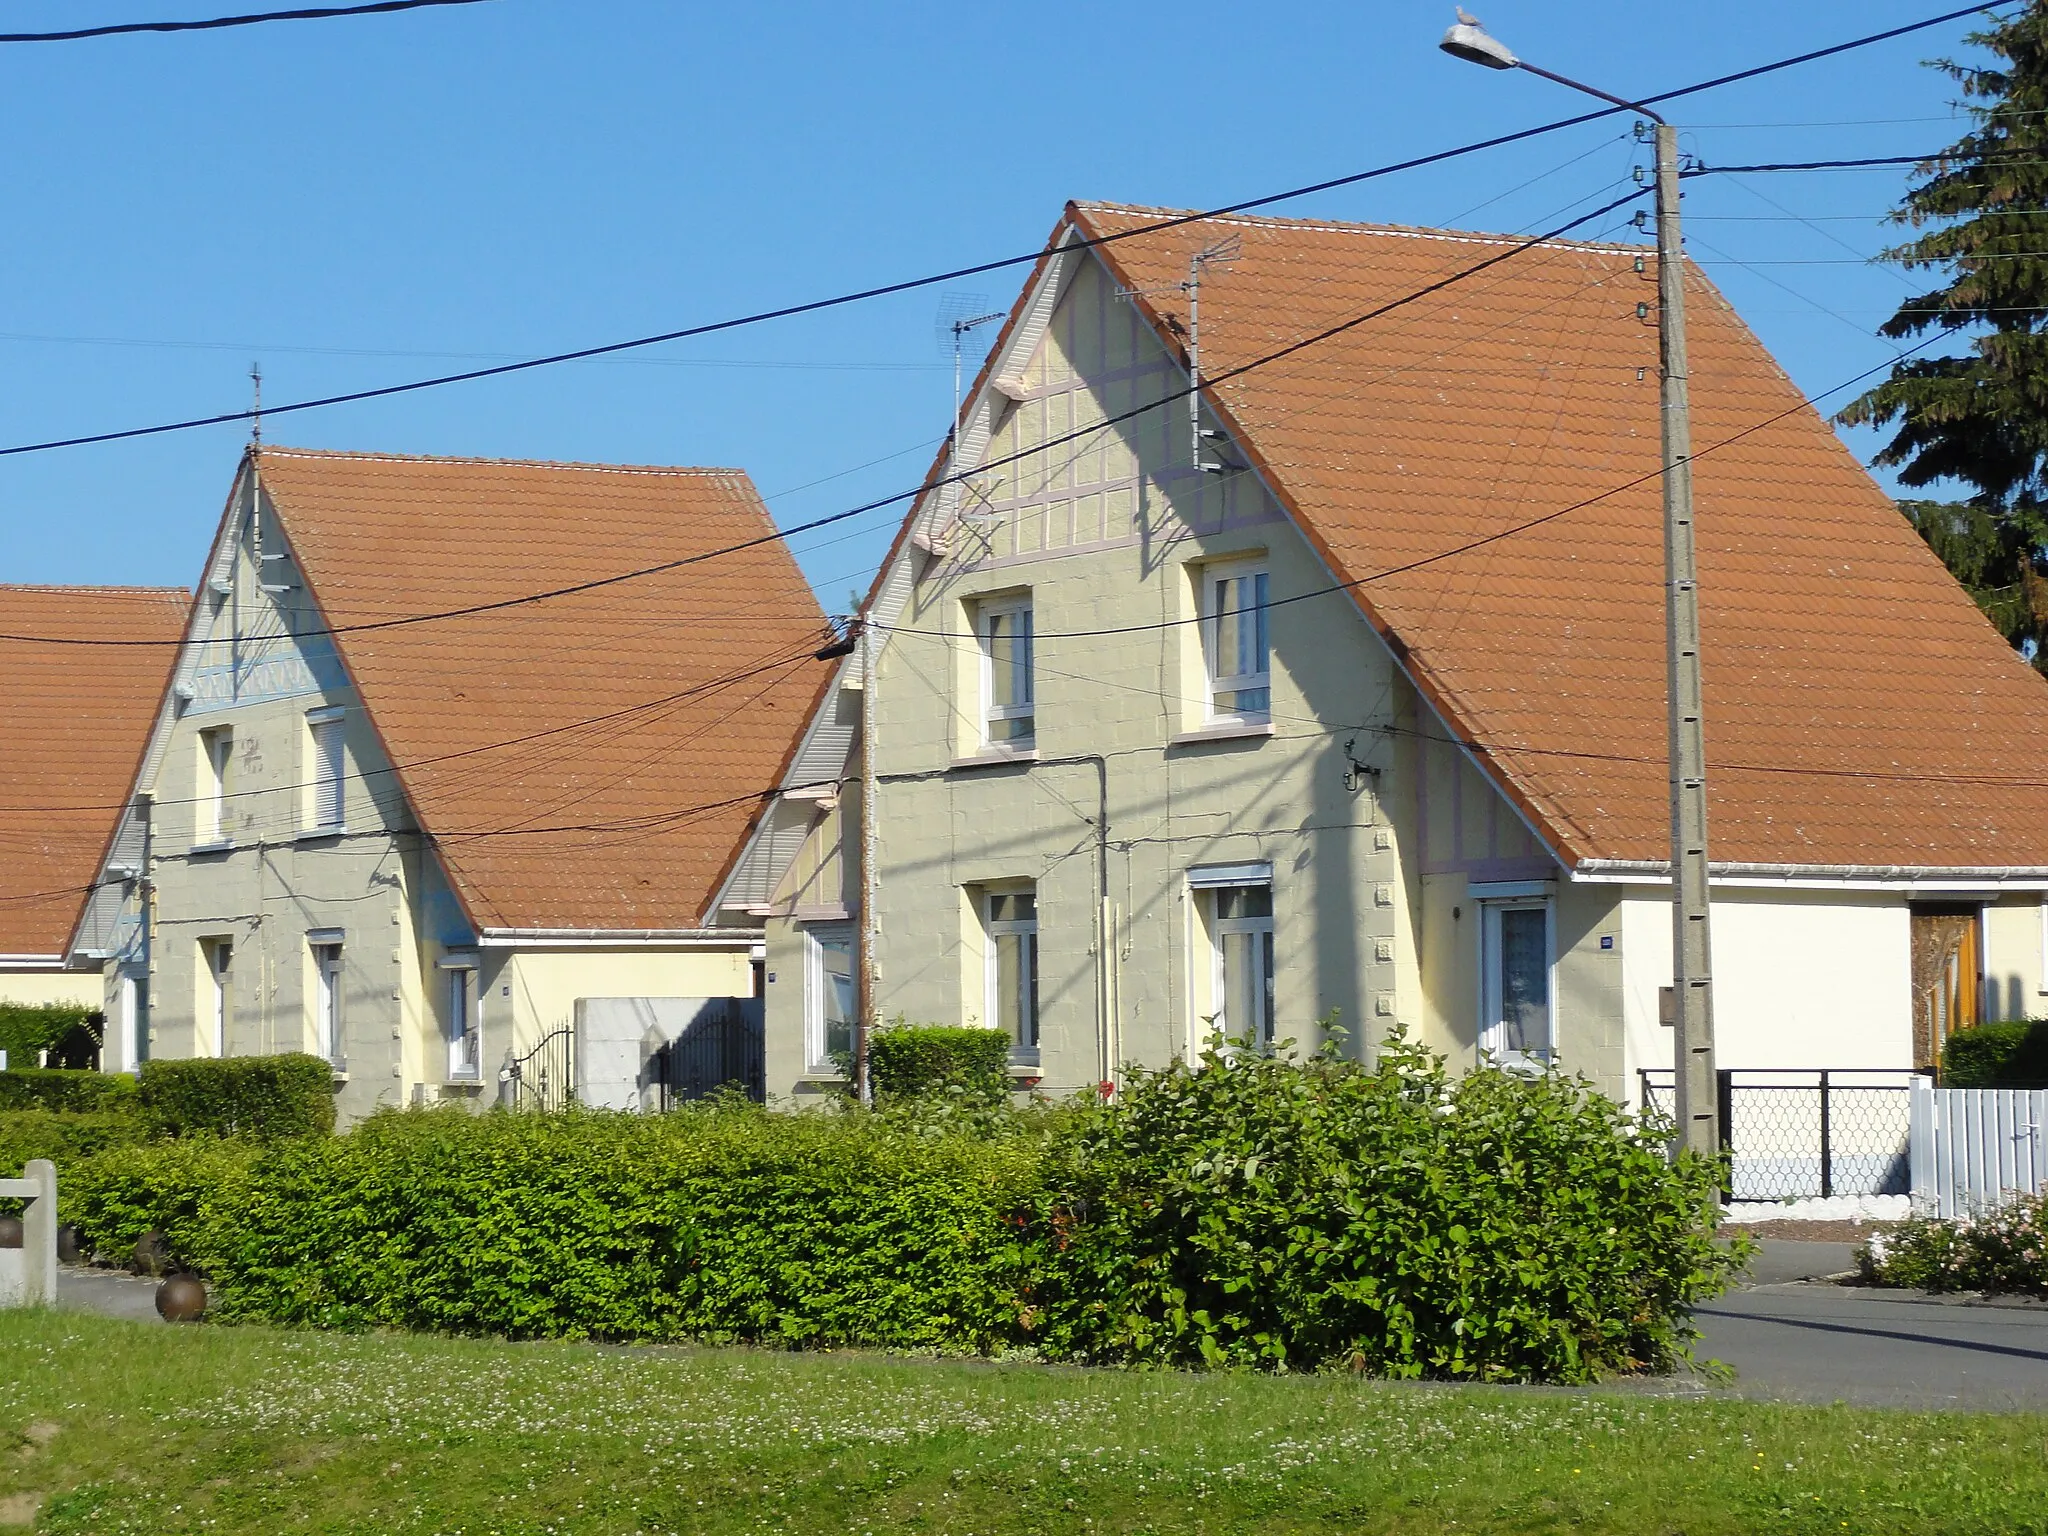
[311,939,344,1066]
[200,936,233,1058]
[806,923,856,1070]
[445,963,480,1079]
[1481,899,1552,1065]
[984,888,1039,1055]
[1192,865,1275,1047]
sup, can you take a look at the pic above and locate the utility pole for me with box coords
[1441,15,1717,1156]
[855,618,878,1105]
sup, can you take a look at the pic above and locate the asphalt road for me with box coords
[1692,1240,2048,1411]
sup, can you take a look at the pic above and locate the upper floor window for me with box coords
[1481,899,1552,1068]
[985,888,1039,1057]
[978,596,1035,748]
[1203,561,1270,723]
[308,708,346,832]
[198,726,234,843]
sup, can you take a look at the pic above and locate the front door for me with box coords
[1910,905,1981,1072]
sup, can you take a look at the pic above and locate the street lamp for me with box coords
[1440,13,1719,1159]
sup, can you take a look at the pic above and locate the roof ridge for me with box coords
[255,445,752,479]
[0,582,189,597]
[1070,199,1648,256]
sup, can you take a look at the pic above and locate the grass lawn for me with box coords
[1,1312,2044,1534]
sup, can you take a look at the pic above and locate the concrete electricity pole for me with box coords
[1440,15,1718,1156]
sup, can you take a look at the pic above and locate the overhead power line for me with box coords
[0,3,1999,460]
[0,0,491,44]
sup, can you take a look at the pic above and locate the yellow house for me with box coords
[74,447,836,1122]
[0,584,186,1055]
[749,201,2048,1107]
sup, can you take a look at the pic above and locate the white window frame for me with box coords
[307,707,346,833]
[441,957,480,1079]
[983,886,1039,1059]
[804,922,856,1073]
[201,936,232,1057]
[310,935,345,1066]
[1192,866,1275,1047]
[198,726,234,844]
[977,595,1036,749]
[1201,559,1271,725]
[1480,898,1555,1068]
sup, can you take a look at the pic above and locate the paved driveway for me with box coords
[1692,1240,2048,1411]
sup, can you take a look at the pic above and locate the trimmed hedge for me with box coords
[0,1001,97,1067]
[1943,1019,2048,1087]
[0,1110,148,1177]
[53,1038,1741,1382]
[138,1054,336,1140]
[0,1068,138,1115]
[868,1024,1012,1102]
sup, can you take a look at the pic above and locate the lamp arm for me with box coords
[1514,60,1665,124]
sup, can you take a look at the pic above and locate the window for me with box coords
[978,597,1035,747]
[308,709,345,831]
[1481,900,1553,1065]
[806,925,856,1070]
[446,964,480,1079]
[1193,870,1275,1046]
[1202,561,1270,722]
[198,727,234,843]
[311,940,344,1065]
[985,889,1039,1055]
[200,937,233,1057]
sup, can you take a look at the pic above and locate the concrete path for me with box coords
[54,1267,164,1324]
[1690,1239,2048,1411]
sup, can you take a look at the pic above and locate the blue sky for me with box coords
[0,1,1989,611]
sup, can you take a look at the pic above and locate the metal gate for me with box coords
[502,1025,574,1111]
[1639,1069,1915,1200]
[1910,1080,2048,1217]
[655,998,764,1108]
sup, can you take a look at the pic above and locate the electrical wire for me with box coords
[0,0,492,44]
[0,4,2000,461]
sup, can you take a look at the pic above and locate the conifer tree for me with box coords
[1838,4,2048,673]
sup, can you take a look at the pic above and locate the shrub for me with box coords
[62,1137,260,1269]
[0,1002,98,1068]
[0,1068,139,1115]
[1018,1032,1743,1382]
[1860,1193,2048,1297]
[138,1054,336,1140]
[867,1024,1012,1103]
[1943,1019,2048,1087]
[192,1102,1047,1344]
[0,1110,148,1176]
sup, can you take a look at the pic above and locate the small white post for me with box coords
[0,1160,58,1308]
[1908,1075,1935,1218]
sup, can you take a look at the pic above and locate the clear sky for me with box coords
[0,1,1988,612]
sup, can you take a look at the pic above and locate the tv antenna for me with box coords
[249,361,263,446]
[935,292,1005,447]
[1115,234,1242,471]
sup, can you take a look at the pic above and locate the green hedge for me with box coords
[52,1038,1740,1382]
[0,1109,148,1177]
[0,1001,97,1066]
[137,1054,336,1140]
[1943,1019,2048,1087]
[0,1068,138,1114]
[1021,1032,1742,1381]
[868,1024,1012,1102]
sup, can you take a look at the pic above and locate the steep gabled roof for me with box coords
[251,447,833,931]
[0,585,188,959]
[1058,201,2048,874]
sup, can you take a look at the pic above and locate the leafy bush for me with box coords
[0,1068,139,1114]
[1943,1019,2048,1087]
[189,1103,1047,1345]
[138,1054,336,1140]
[62,1138,260,1269]
[1018,1032,1743,1382]
[0,1002,98,1068]
[0,1110,148,1176]
[867,1024,1012,1103]
[1860,1193,2048,1297]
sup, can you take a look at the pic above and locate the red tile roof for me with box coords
[254,448,833,931]
[1070,202,2048,872]
[0,585,187,958]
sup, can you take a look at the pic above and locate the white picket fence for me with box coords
[1909,1077,2048,1218]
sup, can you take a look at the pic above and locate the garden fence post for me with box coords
[1818,1070,1832,1200]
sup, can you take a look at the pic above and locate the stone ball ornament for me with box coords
[0,1216,21,1249]
[155,1274,208,1323]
